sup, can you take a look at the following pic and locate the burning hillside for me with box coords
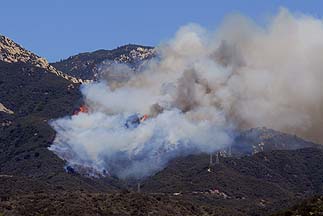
[50,9,323,179]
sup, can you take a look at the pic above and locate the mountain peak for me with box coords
[0,35,85,83]
[52,44,155,80]
[0,35,41,63]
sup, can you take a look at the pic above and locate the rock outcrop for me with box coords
[0,102,14,114]
[0,35,86,83]
[52,44,155,80]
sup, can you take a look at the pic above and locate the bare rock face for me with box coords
[0,35,86,83]
[115,46,155,63]
[0,102,14,114]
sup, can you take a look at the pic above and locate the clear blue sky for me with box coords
[1,0,323,62]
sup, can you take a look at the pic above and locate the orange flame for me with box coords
[140,114,148,122]
[73,105,89,115]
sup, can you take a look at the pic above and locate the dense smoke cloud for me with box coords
[50,9,323,179]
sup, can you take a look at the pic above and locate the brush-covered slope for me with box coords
[142,148,323,215]
[0,192,215,216]
[273,196,323,216]
[0,60,122,195]
[51,44,155,80]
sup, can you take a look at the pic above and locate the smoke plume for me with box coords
[50,9,323,179]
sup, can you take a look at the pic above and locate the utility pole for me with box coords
[227,145,232,157]
[209,153,214,167]
[137,182,141,193]
[215,152,220,164]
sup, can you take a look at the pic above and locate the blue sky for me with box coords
[1,0,323,62]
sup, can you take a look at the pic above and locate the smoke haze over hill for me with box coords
[50,9,323,179]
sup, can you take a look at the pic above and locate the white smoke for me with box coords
[50,8,323,179]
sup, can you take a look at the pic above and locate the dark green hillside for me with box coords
[273,196,323,216]
[142,148,323,215]
[0,61,122,194]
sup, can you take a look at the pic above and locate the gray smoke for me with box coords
[50,8,323,179]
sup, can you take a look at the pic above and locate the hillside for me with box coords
[51,44,155,80]
[142,148,323,215]
[0,35,322,216]
[0,192,212,216]
[0,60,125,194]
[273,196,323,216]
[1,148,322,216]
[0,35,83,83]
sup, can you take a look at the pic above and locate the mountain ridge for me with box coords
[51,44,155,80]
[0,35,85,83]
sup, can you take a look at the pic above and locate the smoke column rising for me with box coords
[50,9,323,179]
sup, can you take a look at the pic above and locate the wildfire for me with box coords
[73,105,89,115]
[140,114,148,122]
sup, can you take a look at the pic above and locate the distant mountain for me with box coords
[0,35,83,83]
[232,127,320,156]
[51,44,155,80]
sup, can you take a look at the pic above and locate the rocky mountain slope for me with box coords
[51,44,155,80]
[0,35,84,83]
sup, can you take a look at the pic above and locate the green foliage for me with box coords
[273,196,323,216]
